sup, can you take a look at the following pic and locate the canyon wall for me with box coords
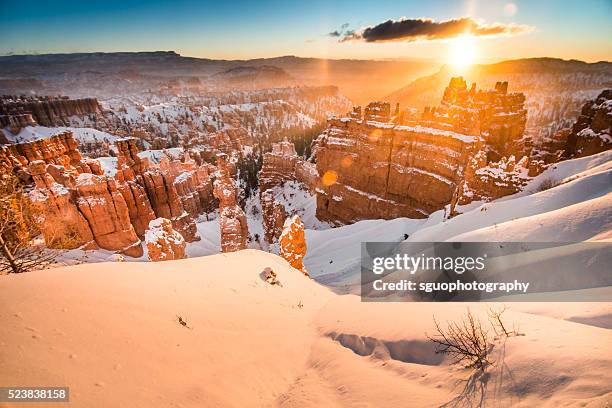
[314,80,611,224]
[4,133,144,256]
[314,119,481,223]
[313,78,532,224]
[0,95,102,129]
[1,132,222,256]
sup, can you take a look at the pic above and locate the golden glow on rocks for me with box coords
[321,170,338,186]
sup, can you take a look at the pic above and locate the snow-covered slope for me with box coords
[409,151,611,243]
[1,250,610,407]
[305,151,612,290]
[304,217,426,284]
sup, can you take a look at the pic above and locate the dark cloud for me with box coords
[341,17,533,42]
[329,23,351,38]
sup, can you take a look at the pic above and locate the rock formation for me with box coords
[22,144,143,257]
[207,129,246,155]
[259,139,318,192]
[3,131,99,175]
[145,218,186,261]
[454,152,531,209]
[564,90,612,158]
[74,173,143,257]
[115,138,216,242]
[0,130,230,256]
[115,178,156,238]
[314,77,534,224]
[27,161,96,250]
[213,153,248,252]
[258,139,316,244]
[1,133,142,255]
[279,215,308,275]
[417,77,528,161]
[364,101,391,122]
[314,117,482,223]
[260,189,287,244]
[260,267,281,286]
[0,95,102,129]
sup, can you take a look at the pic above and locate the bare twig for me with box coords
[427,308,492,370]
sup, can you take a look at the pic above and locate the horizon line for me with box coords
[0,50,610,65]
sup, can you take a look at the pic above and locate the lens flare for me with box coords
[321,170,338,186]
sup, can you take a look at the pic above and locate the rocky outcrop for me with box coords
[74,173,142,257]
[454,152,531,209]
[213,153,248,252]
[25,155,142,256]
[314,118,481,223]
[422,77,528,161]
[166,153,216,216]
[564,90,612,158]
[259,139,318,192]
[115,179,156,238]
[314,78,532,224]
[0,113,36,134]
[145,218,186,261]
[5,131,99,176]
[0,95,101,128]
[259,140,300,192]
[114,138,215,242]
[260,189,286,244]
[2,131,224,255]
[364,101,391,122]
[207,129,246,155]
[258,140,316,243]
[28,161,96,250]
[1,129,235,257]
[279,215,308,275]
[2,132,142,256]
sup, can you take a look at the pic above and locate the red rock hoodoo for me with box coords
[279,215,308,275]
[260,189,287,244]
[115,138,217,242]
[74,173,143,257]
[213,153,249,252]
[145,218,187,262]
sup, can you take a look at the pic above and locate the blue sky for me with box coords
[1,0,610,61]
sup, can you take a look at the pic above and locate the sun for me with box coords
[450,36,477,70]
